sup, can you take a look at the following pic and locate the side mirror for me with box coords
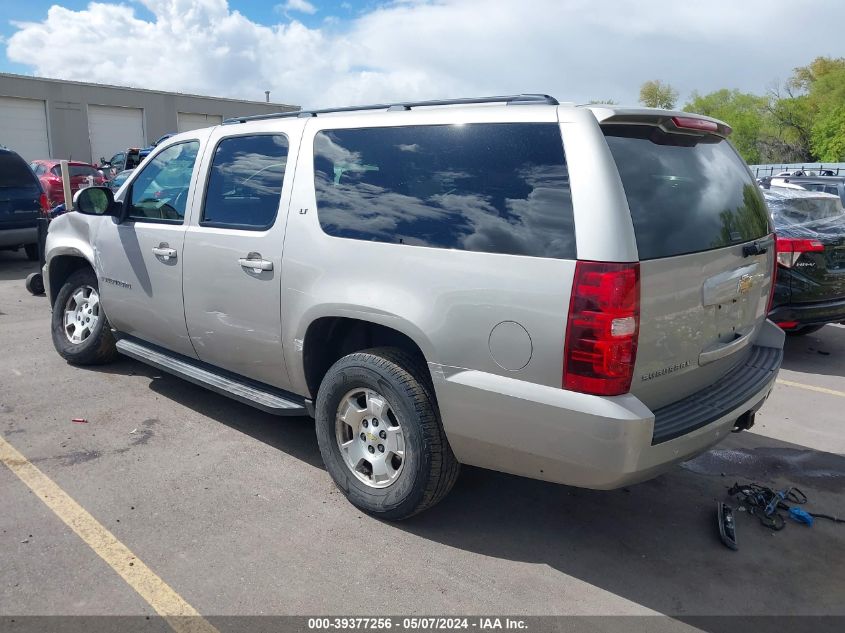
[74,186,121,217]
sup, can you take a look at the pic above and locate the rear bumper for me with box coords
[431,321,784,490]
[0,226,37,248]
[768,297,845,329]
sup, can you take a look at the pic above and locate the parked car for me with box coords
[98,148,143,179]
[770,175,845,207]
[1,148,48,260]
[763,186,845,334]
[107,169,133,193]
[139,133,176,160]
[44,96,784,519]
[29,159,106,207]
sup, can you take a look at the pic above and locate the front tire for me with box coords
[51,268,118,365]
[315,348,460,520]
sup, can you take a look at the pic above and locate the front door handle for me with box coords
[152,243,177,261]
[238,252,273,272]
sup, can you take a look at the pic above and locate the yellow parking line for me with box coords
[777,378,845,399]
[0,435,219,633]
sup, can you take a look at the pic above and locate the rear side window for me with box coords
[202,134,288,230]
[0,153,39,189]
[313,123,576,259]
[603,125,770,260]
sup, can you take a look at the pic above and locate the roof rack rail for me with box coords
[223,94,559,124]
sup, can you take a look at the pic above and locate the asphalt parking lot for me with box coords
[1,249,844,629]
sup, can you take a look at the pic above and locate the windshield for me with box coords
[603,125,770,260]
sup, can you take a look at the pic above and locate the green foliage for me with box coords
[677,57,845,164]
[811,104,845,161]
[684,89,769,164]
[639,80,678,109]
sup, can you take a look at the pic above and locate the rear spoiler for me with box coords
[583,106,732,138]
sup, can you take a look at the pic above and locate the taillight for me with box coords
[776,237,824,268]
[39,193,50,216]
[766,254,778,314]
[563,261,640,396]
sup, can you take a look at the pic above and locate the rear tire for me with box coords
[51,268,118,365]
[315,347,460,520]
[24,243,39,261]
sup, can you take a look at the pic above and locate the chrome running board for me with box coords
[116,338,307,416]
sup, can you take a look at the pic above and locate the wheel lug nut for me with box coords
[372,419,379,427]
[360,433,366,441]
[379,430,386,439]
[367,445,375,454]
[378,444,384,453]
[362,420,368,428]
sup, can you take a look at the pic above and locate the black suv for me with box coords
[0,148,47,261]
[764,186,845,334]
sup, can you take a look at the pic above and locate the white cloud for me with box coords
[6,0,845,110]
[278,0,317,15]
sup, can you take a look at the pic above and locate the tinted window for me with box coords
[313,123,575,259]
[603,125,770,260]
[0,153,39,189]
[202,134,288,229]
[50,165,100,178]
[128,141,199,223]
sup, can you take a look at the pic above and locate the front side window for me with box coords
[312,123,576,259]
[201,134,288,230]
[127,141,199,223]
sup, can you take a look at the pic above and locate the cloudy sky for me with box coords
[1,0,844,109]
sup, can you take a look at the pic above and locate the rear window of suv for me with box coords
[603,125,770,260]
[313,123,576,259]
[0,152,39,190]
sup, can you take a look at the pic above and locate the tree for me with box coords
[588,98,618,105]
[769,57,845,161]
[639,80,678,109]
[684,89,770,164]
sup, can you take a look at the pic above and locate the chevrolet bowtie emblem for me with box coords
[737,274,754,294]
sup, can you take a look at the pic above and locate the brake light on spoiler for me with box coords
[671,116,732,137]
[563,261,640,396]
[776,237,824,268]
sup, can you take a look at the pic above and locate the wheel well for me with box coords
[48,256,92,307]
[303,317,431,398]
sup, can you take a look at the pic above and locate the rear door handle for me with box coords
[151,243,177,261]
[238,252,273,272]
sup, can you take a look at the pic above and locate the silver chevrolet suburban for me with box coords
[44,94,784,519]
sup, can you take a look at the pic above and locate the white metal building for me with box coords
[0,73,298,163]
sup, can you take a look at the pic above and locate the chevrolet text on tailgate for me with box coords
[44,94,784,519]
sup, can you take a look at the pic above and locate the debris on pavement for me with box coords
[71,418,88,424]
[727,481,845,533]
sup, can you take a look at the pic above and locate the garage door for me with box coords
[0,96,49,160]
[88,105,144,164]
[177,112,223,133]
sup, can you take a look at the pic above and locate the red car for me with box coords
[29,160,106,207]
